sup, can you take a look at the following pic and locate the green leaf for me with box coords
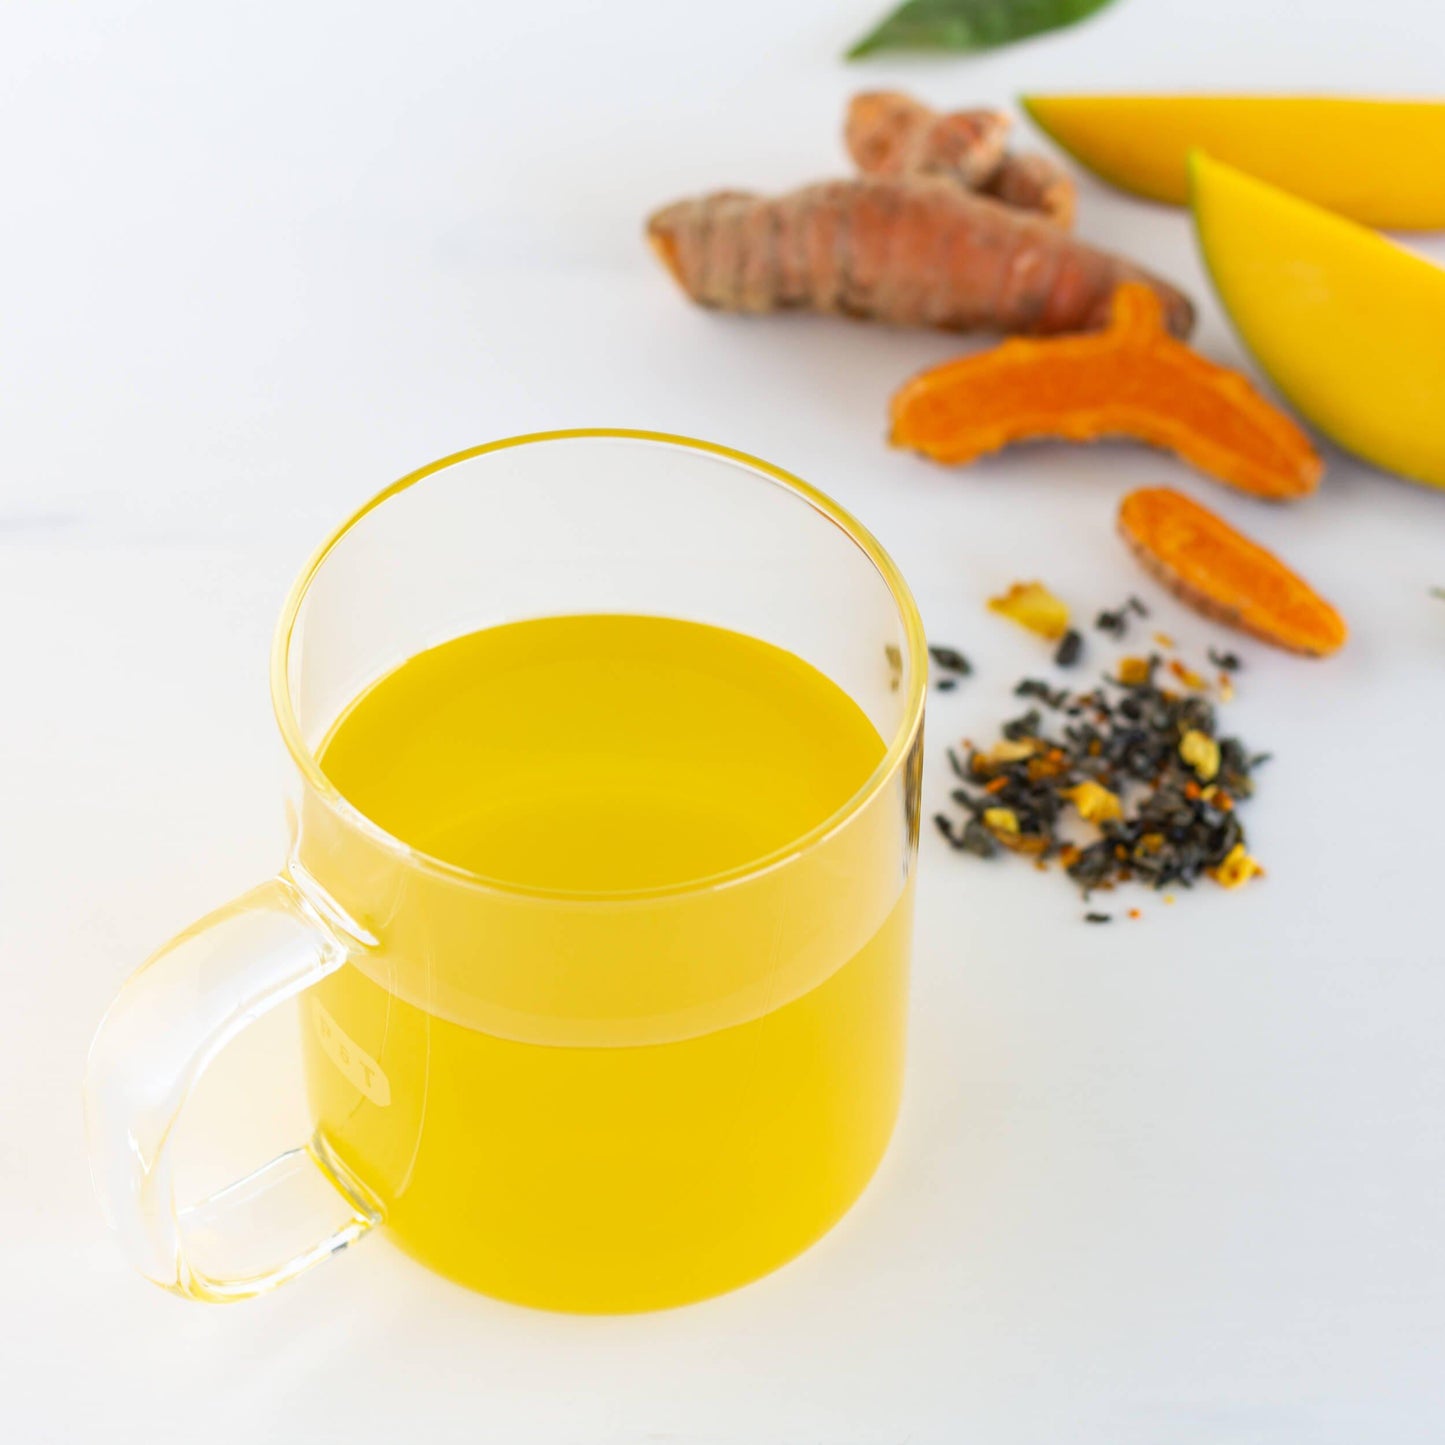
[845,0,1119,60]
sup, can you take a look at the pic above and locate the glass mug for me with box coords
[84,431,926,1310]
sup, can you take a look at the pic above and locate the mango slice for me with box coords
[1191,153,1445,490]
[1022,95,1445,230]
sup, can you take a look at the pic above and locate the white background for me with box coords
[4,1,1445,1441]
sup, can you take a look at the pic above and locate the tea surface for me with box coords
[303,615,909,1310]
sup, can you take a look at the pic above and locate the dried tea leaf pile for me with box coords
[934,653,1267,899]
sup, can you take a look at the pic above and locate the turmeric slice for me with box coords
[890,283,1320,500]
[646,179,1194,338]
[1118,487,1347,657]
[844,91,1075,226]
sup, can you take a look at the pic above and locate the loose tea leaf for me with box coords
[1054,628,1084,667]
[929,644,974,676]
[934,647,1269,905]
[1095,594,1148,638]
[846,0,1118,60]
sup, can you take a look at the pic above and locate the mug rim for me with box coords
[270,429,928,902]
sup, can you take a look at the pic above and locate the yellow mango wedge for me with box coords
[1022,95,1445,230]
[1191,153,1445,489]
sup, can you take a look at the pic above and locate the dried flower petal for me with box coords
[1180,729,1221,781]
[986,737,1041,765]
[1209,843,1262,889]
[988,581,1070,640]
[1064,779,1123,823]
[982,806,1020,835]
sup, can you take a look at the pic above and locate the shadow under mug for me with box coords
[84,431,928,1310]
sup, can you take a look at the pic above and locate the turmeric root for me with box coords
[890,283,1319,499]
[844,92,1011,189]
[1118,487,1347,656]
[845,91,1076,227]
[980,152,1076,229]
[646,179,1193,337]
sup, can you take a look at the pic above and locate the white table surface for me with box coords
[5,2,1445,1440]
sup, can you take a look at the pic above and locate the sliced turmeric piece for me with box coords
[890,282,1320,500]
[646,180,1193,337]
[1118,487,1347,657]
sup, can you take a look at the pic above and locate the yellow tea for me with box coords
[301,614,910,1311]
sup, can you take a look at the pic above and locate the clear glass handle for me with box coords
[83,876,381,1302]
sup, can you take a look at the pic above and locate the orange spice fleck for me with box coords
[1169,658,1208,689]
[1028,753,1069,782]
